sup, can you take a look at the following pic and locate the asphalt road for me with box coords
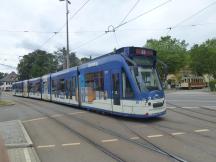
[0,90,215,162]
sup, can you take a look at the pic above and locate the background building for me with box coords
[0,72,17,91]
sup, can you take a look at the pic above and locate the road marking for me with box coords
[51,114,63,117]
[102,139,118,143]
[69,111,86,115]
[24,148,31,162]
[62,143,80,146]
[22,117,47,123]
[130,136,140,140]
[182,106,199,109]
[203,106,216,109]
[194,129,209,133]
[167,100,216,103]
[171,132,185,136]
[37,145,55,148]
[147,134,163,138]
[167,106,176,109]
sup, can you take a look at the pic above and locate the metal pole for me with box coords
[66,0,70,69]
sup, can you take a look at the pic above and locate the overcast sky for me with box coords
[0,0,215,73]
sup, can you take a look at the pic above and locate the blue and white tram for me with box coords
[28,77,42,99]
[12,81,23,96]
[12,47,166,118]
[41,74,51,101]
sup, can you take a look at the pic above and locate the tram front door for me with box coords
[111,70,122,112]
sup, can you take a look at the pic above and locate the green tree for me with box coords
[190,39,216,78]
[80,57,91,64]
[17,50,58,80]
[0,72,7,79]
[145,36,188,74]
[54,47,80,70]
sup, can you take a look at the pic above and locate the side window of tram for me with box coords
[52,80,57,93]
[65,80,70,98]
[71,77,76,96]
[122,72,134,99]
[85,71,104,102]
[59,79,65,93]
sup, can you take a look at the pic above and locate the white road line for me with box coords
[101,139,118,143]
[182,106,199,109]
[203,106,216,109]
[22,117,47,123]
[194,129,209,133]
[37,145,55,148]
[130,137,140,140]
[167,100,216,103]
[62,143,81,146]
[167,107,176,109]
[24,148,31,162]
[171,132,185,136]
[69,111,86,115]
[51,114,63,117]
[147,134,163,138]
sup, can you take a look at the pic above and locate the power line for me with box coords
[106,0,140,49]
[167,0,216,33]
[0,29,103,34]
[38,0,91,49]
[71,0,172,51]
[114,0,172,30]
[120,0,140,25]
[73,33,106,50]
[0,63,16,69]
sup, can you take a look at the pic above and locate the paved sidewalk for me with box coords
[0,120,40,162]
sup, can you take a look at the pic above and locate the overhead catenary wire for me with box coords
[73,33,107,50]
[114,0,172,30]
[0,29,103,34]
[74,0,172,51]
[38,0,91,49]
[167,0,216,33]
[119,0,140,25]
[0,63,16,69]
[107,0,140,48]
[1,22,215,35]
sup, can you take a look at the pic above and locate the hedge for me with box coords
[209,80,216,91]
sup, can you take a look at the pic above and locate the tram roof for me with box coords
[51,66,77,77]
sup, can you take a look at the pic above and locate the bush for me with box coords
[209,80,216,91]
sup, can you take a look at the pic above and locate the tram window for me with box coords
[71,77,76,95]
[66,80,70,90]
[122,72,134,99]
[59,79,65,92]
[52,80,57,92]
[35,82,40,92]
[85,71,104,91]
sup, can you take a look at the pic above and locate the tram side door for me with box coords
[111,70,122,112]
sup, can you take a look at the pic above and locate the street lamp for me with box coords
[59,0,70,69]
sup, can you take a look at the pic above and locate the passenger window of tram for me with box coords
[71,77,76,96]
[66,80,70,90]
[122,72,134,99]
[52,80,56,92]
[85,72,104,91]
[85,71,104,100]
[35,82,40,93]
[59,79,65,93]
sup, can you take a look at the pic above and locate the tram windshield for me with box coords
[133,67,162,92]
